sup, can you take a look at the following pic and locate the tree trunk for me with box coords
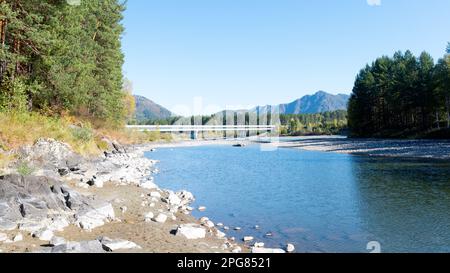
[436,111,440,129]
[446,97,450,129]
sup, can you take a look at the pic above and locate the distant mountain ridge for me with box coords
[252,91,350,114]
[134,95,173,121]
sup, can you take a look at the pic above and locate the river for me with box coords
[146,143,450,253]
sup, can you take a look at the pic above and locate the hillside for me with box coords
[134,95,173,121]
[253,91,350,114]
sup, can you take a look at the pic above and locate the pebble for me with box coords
[144,212,154,222]
[120,206,127,213]
[243,236,254,242]
[13,233,23,242]
[286,243,295,253]
[198,206,207,212]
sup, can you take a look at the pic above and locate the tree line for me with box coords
[134,110,348,136]
[0,0,132,126]
[348,45,450,138]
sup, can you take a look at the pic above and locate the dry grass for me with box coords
[0,112,173,162]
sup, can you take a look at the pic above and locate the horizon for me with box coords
[122,0,450,115]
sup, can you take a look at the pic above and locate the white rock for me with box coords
[254,242,265,248]
[234,227,241,231]
[34,229,54,241]
[153,213,168,223]
[76,203,115,230]
[251,247,286,254]
[286,243,295,253]
[149,192,161,198]
[223,226,230,231]
[139,180,158,190]
[13,233,23,242]
[232,247,242,253]
[243,236,254,242]
[144,212,154,222]
[149,203,156,208]
[198,206,207,211]
[216,223,224,227]
[0,233,7,242]
[101,238,141,251]
[50,236,66,246]
[254,225,260,230]
[49,217,70,232]
[120,206,127,213]
[76,182,89,189]
[204,220,215,228]
[200,217,209,223]
[216,230,226,239]
[176,224,206,240]
[165,191,182,206]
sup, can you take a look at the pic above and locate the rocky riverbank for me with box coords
[266,136,450,160]
[0,138,249,253]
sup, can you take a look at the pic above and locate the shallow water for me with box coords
[146,143,450,253]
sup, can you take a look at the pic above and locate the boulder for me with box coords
[16,138,82,172]
[99,237,142,252]
[153,213,167,223]
[0,175,74,230]
[50,236,66,246]
[51,240,106,253]
[75,202,115,230]
[176,224,206,240]
[33,229,54,241]
[164,191,182,206]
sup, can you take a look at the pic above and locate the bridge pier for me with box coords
[190,131,198,140]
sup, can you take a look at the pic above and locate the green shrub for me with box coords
[17,162,34,176]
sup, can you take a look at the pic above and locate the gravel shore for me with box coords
[268,136,450,159]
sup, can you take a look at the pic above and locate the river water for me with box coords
[146,143,450,253]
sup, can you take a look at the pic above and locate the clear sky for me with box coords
[122,0,450,115]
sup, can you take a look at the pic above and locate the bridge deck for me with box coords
[126,125,277,132]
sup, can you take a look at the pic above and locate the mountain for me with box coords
[134,95,173,121]
[252,91,350,114]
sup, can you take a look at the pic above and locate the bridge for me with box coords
[126,125,277,139]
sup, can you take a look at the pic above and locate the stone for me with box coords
[286,244,295,253]
[176,224,207,240]
[48,217,70,232]
[153,213,167,223]
[50,236,66,246]
[33,229,54,241]
[204,220,215,228]
[254,242,265,248]
[216,230,226,239]
[216,223,224,227]
[198,206,207,212]
[243,236,254,242]
[251,247,286,254]
[144,212,154,222]
[0,233,7,242]
[99,237,141,252]
[13,233,23,242]
[149,192,161,198]
[223,226,230,231]
[75,202,115,230]
[139,180,158,190]
[164,191,182,206]
[51,240,105,253]
[120,206,127,214]
[234,227,241,231]
[232,247,242,253]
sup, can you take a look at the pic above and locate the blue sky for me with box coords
[122,0,450,115]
